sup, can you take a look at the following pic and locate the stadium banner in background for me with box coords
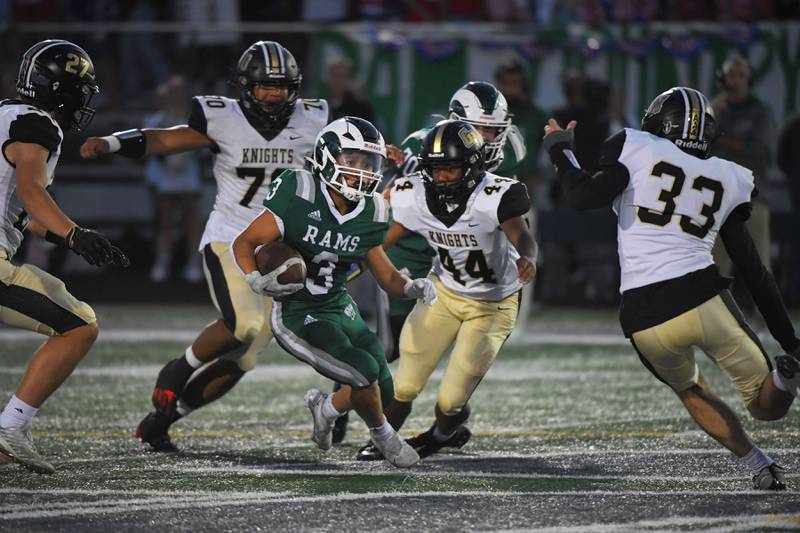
[311,23,800,143]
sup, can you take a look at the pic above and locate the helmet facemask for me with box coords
[241,79,300,130]
[310,139,384,202]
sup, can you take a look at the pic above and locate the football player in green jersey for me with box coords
[232,116,436,468]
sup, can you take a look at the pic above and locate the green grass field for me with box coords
[1,306,799,531]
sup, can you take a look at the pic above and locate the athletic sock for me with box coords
[184,346,204,369]
[0,395,38,429]
[433,424,457,443]
[322,394,343,421]
[369,419,393,441]
[741,446,774,474]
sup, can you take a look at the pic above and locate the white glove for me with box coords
[245,258,304,297]
[404,277,437,305]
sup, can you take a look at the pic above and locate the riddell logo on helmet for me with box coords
[675,139,708,151]
[362,142,382,152]
[17,86,35,98]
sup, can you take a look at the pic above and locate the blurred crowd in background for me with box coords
[2,0,799,311]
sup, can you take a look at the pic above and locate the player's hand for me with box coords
[244,259,304,297]
[80,137,111,160]
[386,144,404,167]
[516,256,536,284]
[543,118,577,137]
[68,226,130,268]
[404,277,437,305]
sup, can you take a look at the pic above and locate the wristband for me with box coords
[110,129,147,158]
[100,135,121,153]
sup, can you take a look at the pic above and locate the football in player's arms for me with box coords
[543,86,800,491]
[81,40,328,452]
[233,116,437,468]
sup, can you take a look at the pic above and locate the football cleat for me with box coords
[775,353,800,397]
[753,463,787,491]
[355,440,383,461]
[305,389,335,451]
[371,428,419,468]
[135,412,179,452]
[332,411,349,445]
[406,424,472,459]
[152,357,195,417]
[0,424,55,474]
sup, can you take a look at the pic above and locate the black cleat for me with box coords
[356,440,383,461]
[135,412,179,452]
[152,357,195,418]
[406,424,472,459]
[332,411,349,445]
[753,463,787,491]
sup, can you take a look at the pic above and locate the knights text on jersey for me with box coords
[262,169,391,306]
[191,96,329,249]
[390,172,528,301]
[613,128,754,292]
[0,100,62,257]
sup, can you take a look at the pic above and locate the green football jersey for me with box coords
[263,169,391,306]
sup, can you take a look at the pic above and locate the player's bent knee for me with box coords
[233,316,266,344]
[393,381,422,403]
[436,394,466,417]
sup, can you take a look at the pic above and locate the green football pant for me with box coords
[270,299,393,406]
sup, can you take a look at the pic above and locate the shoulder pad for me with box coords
[290,169,317,203]
[297,99,329,124]
[401,128,428,147]
[371,193,390,223]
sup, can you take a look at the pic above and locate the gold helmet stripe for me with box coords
[686,88,701,140]
[433,124,446,153]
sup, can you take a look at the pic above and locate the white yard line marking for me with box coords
[1,490,796,521]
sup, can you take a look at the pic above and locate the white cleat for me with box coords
[0,424,55,474]
[371,428,420,468]
[305,389,334,451]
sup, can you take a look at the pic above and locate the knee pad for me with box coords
[436,391,468,417]
[233,316,267,345]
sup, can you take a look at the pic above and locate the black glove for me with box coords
[67,226,130,268]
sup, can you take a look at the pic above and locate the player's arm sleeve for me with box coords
[720,207,800,353]
[545,129,629,210]
[187,97,208,135]
[9,113,60,152]
[497,181,531,224]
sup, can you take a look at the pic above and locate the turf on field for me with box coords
[0,306,798,531]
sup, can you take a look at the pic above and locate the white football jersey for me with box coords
[0,100,62,257]
[194,96,328,248]
[613,128,754,292]
[391,172,527,301]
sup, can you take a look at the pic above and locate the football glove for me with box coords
[245,258,304,297]
[67,226,130,268]
[404,277,437,305]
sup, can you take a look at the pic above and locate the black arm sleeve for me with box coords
[720,210,800,353]
[9,113,60,153]
[547,129,630,210]
[187,97,208,136]
[497,181,531,224]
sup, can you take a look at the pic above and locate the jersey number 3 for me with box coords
[637,161,723,239]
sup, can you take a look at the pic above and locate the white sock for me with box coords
[369,419,393,440]
[772,369,796,396]
[184,346,203,369]
[322,395,343,420]
[433,425,456,443]
[741,446,774,474]
[0,395,38,429]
